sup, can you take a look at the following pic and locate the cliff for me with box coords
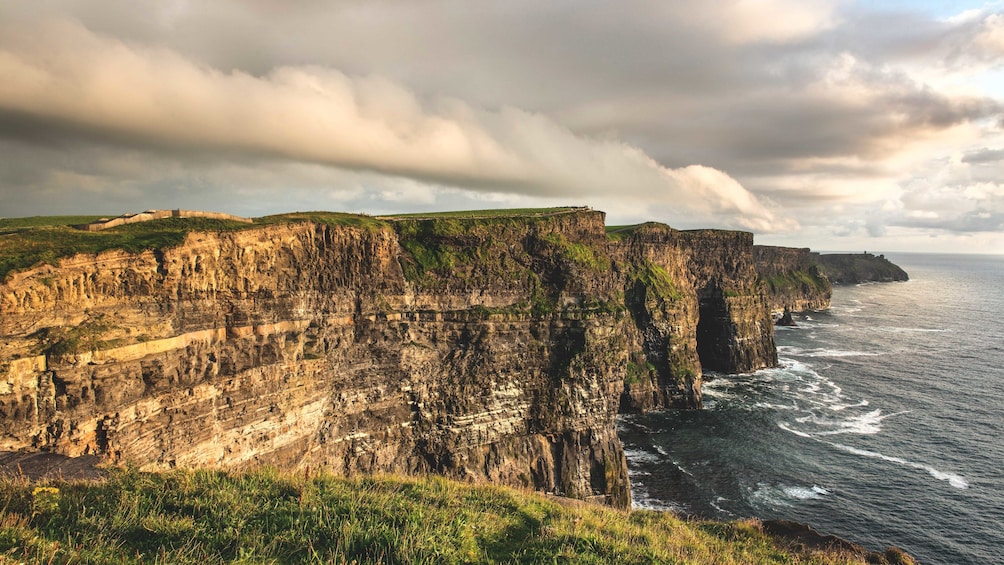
[754,247,910,314]
[754,246,832,314]
[812,252,909,284]
[0,208,777,507]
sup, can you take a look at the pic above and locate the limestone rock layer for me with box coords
[754,245,832,314]
[0,210,778,507]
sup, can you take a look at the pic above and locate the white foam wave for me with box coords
[833,306,863,314]
[782,485,830,500]
[751,483,831,508]
[783,347,880,358]
[630,482,684,512]
[728,357,896,439]
[623,448,662,464]
[782,409,908,437]
[750,484,791,507]
[672,458,695,478]
[755,401,800,411]
[828,442,969,489]
[709,497,736,516]
[876,326,948,334]
[829,400,869,411]
[815,409,906,436]
[777,423,812,438]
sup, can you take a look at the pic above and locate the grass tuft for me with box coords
[628,260,682,303]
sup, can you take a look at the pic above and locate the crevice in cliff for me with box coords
[695,286,731,373]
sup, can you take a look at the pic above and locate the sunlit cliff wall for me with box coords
[0,210,778,507]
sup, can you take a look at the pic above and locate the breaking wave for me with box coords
[827,442,969,489]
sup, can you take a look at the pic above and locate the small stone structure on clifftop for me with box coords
[73,209,253,231]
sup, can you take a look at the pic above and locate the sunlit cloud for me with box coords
[0,1,1002,251]
[0,20,786,231]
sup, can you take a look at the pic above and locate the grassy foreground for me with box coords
[0,468,872,565]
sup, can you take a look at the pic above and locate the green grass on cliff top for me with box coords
[0,216,110,230]
[0,467,871,565]
[377,207,585,220]
[0,212,388,281]
[0,209,599,281]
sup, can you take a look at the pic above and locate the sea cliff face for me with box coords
[0,209,777,507]
[754,246,910,314]
[754,245,832,313]
[812,252,909,284]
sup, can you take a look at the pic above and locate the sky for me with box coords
[1,1,1002,253]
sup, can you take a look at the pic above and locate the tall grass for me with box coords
[0,468,870,564]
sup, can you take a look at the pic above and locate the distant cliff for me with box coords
[0,208,777,507]
[754,247,909,313]
[812,252,909,284]
[754,246,831,313]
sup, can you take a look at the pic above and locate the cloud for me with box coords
[946,10,1004,66]
[697,0,839,44]
[0,19,787,231]
[894,178,1004,233]
[0,1,1003,249]
[962,147,1004,163]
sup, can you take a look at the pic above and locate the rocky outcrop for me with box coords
[682,231,777,373]
[0,209,777,508]
[762,520,918,565]
[812,252,909,284]
[754,246,832,314]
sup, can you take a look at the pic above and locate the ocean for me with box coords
[619,253,1004,564]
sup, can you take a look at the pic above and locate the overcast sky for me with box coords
[1,1,1002,253]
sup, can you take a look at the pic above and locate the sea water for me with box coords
[618,253,1004,564]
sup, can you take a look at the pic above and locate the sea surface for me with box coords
[619,253,1004,564]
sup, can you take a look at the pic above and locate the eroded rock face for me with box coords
[754,245,832,314]
[754,246,909,314]
[0,210,777,507]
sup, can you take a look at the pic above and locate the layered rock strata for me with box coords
[0,209,777,507]
[754,245,832,314]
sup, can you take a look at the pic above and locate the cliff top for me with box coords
[377,206,591,220]
[72,209,253,232]
[0,207,613,281]
[811,252,909,284]
[0,211,389,281]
